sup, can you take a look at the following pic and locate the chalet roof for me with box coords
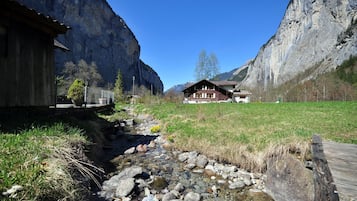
[184,79,237,89]
[182,79,235,96]
[0,0,70,36]
[211,80,238,86]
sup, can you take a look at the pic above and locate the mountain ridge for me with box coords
[238,0,357,89]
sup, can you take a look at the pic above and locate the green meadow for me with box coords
[142,101,357,171]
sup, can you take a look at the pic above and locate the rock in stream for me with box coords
[96,113,273,201]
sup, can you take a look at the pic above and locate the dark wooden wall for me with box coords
[0,18,55,107]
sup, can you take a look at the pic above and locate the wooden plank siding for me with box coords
[0,20,55,107]
[0,0,68,107]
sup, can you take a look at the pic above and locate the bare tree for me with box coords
[194,50,220,81]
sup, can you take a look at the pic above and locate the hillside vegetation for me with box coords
[142,101,357,171]
[247,55,357,102]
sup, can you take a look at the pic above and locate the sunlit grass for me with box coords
[142,101,357,171]
[0,123,89,200]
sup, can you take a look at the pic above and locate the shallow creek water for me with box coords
[93,114,273,201]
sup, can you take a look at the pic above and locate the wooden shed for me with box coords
[0,0,69,107]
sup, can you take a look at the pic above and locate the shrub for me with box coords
[67,79,85,105]
[150,125,161,133]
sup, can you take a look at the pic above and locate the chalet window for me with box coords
[0,25,8,58]
[207,93,214,99]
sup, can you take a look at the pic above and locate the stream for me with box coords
[92,113,273,201]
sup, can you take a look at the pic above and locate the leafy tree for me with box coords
[114,69,124,103]
[194,50,220,81]
[67,79,85,105]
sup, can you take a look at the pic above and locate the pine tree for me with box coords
[114,69,124,103]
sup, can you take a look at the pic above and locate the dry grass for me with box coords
[174,136,310,172]
[43,136,104,200]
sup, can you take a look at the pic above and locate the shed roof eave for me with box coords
[0,0,70,35]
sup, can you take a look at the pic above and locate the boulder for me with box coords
[196,154,208,168]
[115,178,135,197]
[184,192,201,201]
[124,147,136,155]
[228,180,245,190]
[265,155,314,201]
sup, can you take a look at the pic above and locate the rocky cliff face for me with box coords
[240,0,357,89]
[17,0,163,93]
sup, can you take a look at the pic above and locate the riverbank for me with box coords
[95,109,274,201]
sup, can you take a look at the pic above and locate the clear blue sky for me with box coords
[107,1,290,91]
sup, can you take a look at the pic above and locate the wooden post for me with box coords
[311,134,339,201]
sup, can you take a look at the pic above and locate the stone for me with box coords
[162,142,173,150]
[204,169,216,177]
[245,189,274,201]
[136,179,148,189]
[192,169,204,174]
[162,192,177,201]
[170,190,180,198]
[265,155,314,201]
[142,195,159,201]
[204,164,215,171]
[115,178,135,197]
[124,119,134,127]
[214,163,225,173]
[2,185,23,196]
[243,177,252,186]
[117,166,143,179]
[136,144,148,152]
[124,147,136,155]
[228,180,245,190]
[100,166,143,199]
[223,165,237,174]
[184,192,201,201]
[148,141,156,148]
[178,152,190,162]
[196,154,208,168]
[187,157,197,164]
[184,163,196,170]
[217,180,226,185]
[151,176,168,191]
[211,185,218,195]
[221,173,229,179]
[174,183,185,192]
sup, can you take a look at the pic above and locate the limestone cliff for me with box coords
[240,0,357,89]
[17,0,163,93]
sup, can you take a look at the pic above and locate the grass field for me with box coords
[141,101,357,171]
